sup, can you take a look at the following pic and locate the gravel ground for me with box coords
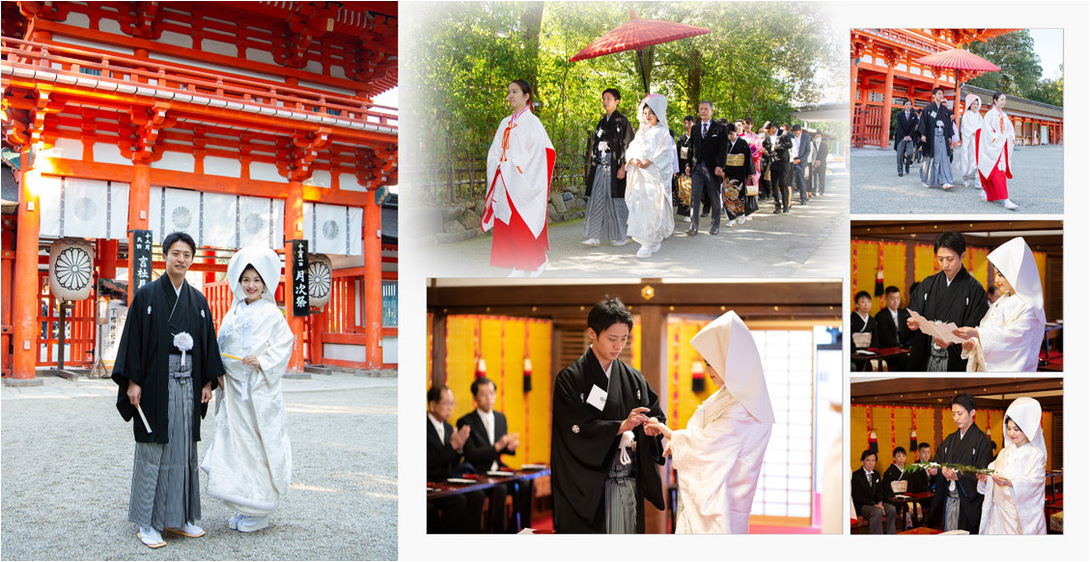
[1,374,398,561]
[405,167,849,278]
[849,145,1063,215]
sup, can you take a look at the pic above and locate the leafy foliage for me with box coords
[403,1,841,205]
[966,30,1056,105]
[904,461,996,476]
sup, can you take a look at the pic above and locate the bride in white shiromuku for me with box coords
[644,311,774,533]
[954,236,1045,372]
[201,246,294,533]
[624,93,677,259]
[959,93,984,188]
[977,397,1046,534]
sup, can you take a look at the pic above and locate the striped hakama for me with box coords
[583,163,628,242]
[920,128,954,187]
[128,354,201,529]
[604,447,638,534]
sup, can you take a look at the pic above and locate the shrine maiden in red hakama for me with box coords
[975,92,1018,209]
[481,81,556,276]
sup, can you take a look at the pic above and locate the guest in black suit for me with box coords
[874,286,912,370]
[683,101,728,236]
[852,450,897,534]
[893,100,918,176]
[770,125,793,213]
[457,377,529,532]
[790,125,810,205]
[850,291,875,371]
[427,385,484,533]
[812,130,829,195]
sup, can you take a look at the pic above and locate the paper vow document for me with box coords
[907,309,967,344]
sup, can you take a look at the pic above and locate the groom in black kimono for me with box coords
[112,231,223,548]
[551,298,665,533]
[927,393,992,533]
[905,231,989,371]
[582,88,634,246]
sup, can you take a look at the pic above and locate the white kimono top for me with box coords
[481,106,555,237]
[976,106,1015,182]
[959,99,983,175]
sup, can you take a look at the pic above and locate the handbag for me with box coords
[678,175,692,206]
[745,183,758,197]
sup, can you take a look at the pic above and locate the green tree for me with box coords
[966,30,1042,98]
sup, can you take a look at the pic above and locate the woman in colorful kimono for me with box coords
[644,311,774,534]
[976,91,1018,210]
[481,79,557,276]
[953,236,1045,372]
[623,93,677,259]
[959,93,984,189]
[976,397,1046,534]
[721,122,757,227]
[201,246,294,533]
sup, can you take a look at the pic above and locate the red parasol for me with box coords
[569,10,710,94]
[916,48,1001,125]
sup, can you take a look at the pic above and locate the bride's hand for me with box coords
[241,354,261,367]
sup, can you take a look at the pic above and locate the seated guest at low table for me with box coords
[457,377,528,532]
[908,442,936,523]
[882,447,920,528]
[850,291,875,371]
[427,386,484,533]
[874,286,912,370]
[852,450,897,534]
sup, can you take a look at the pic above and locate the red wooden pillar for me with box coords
[10,147,42,382]
[363,200,381,368]
[284,180,306,374]
[850,43,859,146]
[127,162,151,304]
[2,217,16,376]
[98,239,119,280]
[879,51,896,150]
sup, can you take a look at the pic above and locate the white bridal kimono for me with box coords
[978,397,1046,534]
[976,105,1016,194]
[624,94,677,251]
[669,311,774,534]
[202,246,294,515]
[962,237,1045,372]
[959,94,983,185]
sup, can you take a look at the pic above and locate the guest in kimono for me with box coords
[906,231,989,371]
[882,446,921,528]
[927,393,992,532]
[953,237,1045,372]
[909,442,936,525]
[977,397,1046,534]
[757,122,775,200]
[112,231,224,548]
[917,87,955,190]
[721,122,756,227]
[550,298,665,533]
[623,93,677,259]
[959,94,984,189]
[850,291,875,371]
[643,311,774,534]
[673,116,695,218]
[740,117,763,200]
[201,246,294,533]
[976,91,1019,210]
[893,100,918,176]
[582,88,634,247]
[481,80,556,277]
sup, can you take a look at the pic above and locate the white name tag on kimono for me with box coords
[587,384,608,411]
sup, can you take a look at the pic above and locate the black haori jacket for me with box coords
[113,276,223,444]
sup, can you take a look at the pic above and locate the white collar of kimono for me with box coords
[638,93,668,128]
[987,237,1043,313]
[227,246,282,303]
[510,104,531,123]
[689,311,774,424]
[1004,396,1046,460]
